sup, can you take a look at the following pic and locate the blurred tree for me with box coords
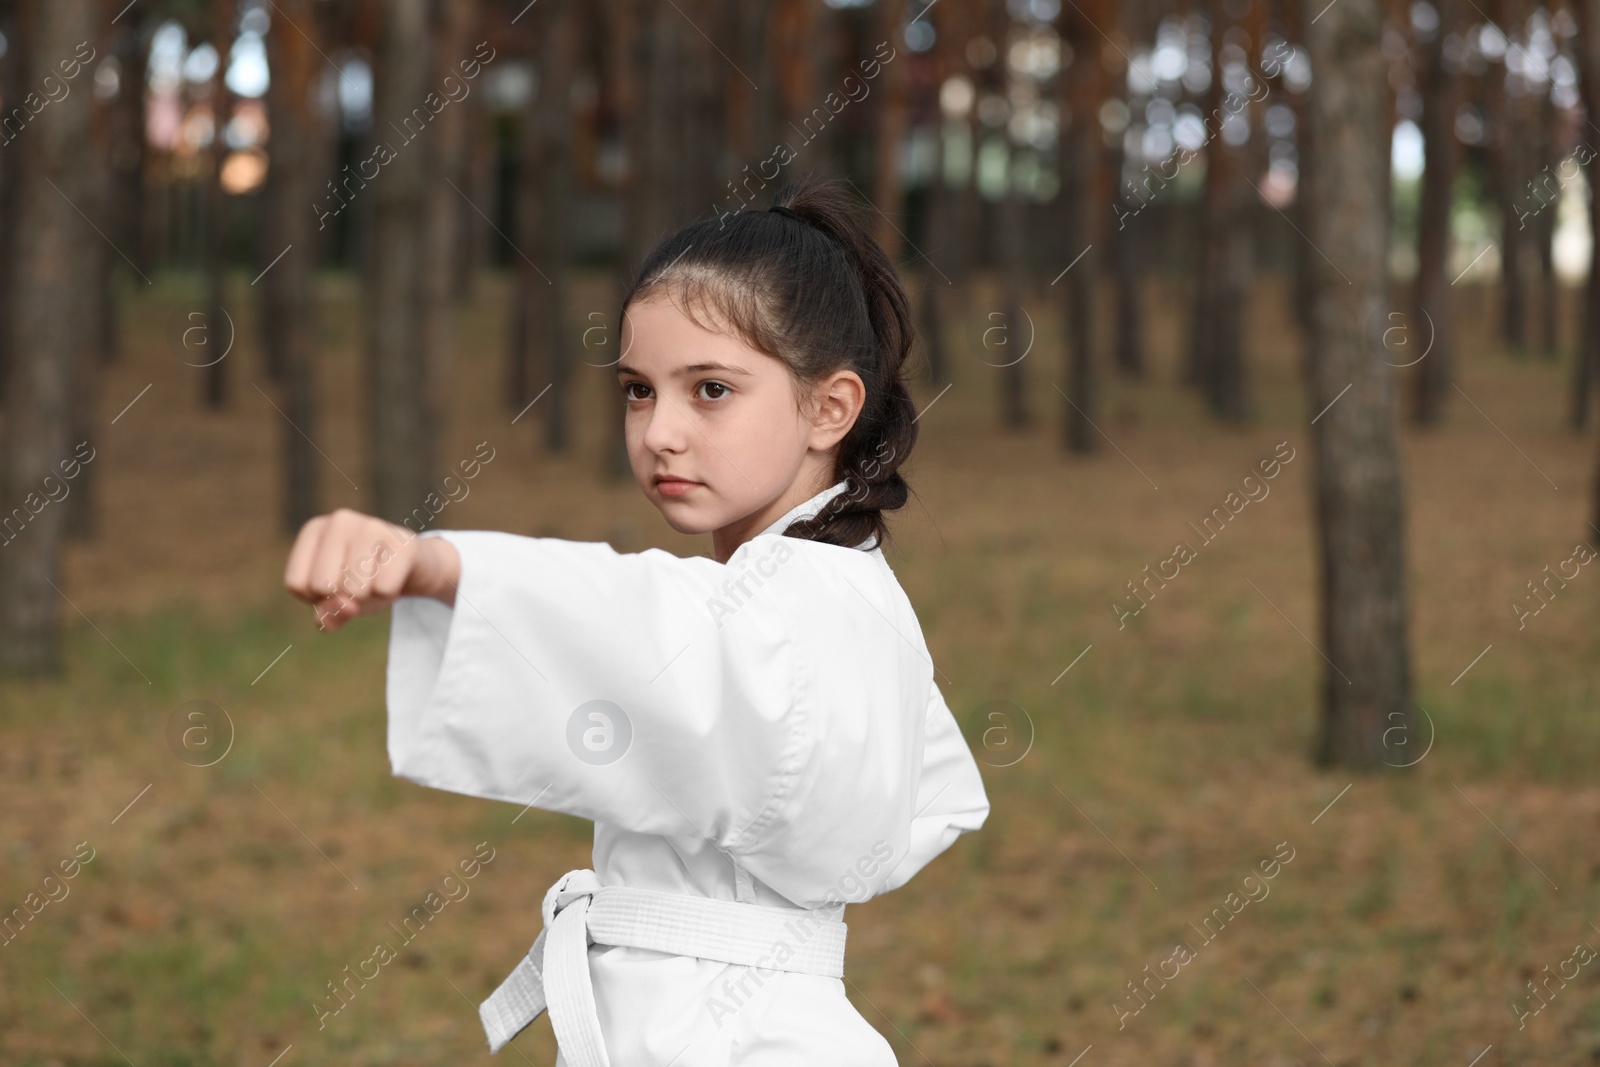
[0,1,14,408]
[0,0,100,675]
[1104,0,1151,382]
[1485,0,1536,355]
[1304,0,1415,768]
[508,0,576,451]
[1106,57,1144,381]
[1188,0,1258,423]
[676,0,726,216]
[367,0,441,520]
[1284,0,1318,345]
[65,2,118,543]
[914,0,964,387]
[1580,0,1600,531]
[1059,0,1104,451]
[422,0,474,419]
[1575,0,1600,431]
[949,5,989,304]
[872,0,910,262]
[201,0,235,408]
[1531,77,1559,361]
[452,1,489,297]
[726,0,775,167]
[105,6,152,353]
[1413,0,1460,424]
[260,0,327,531]
[996,169,1030,427]
[996,3,1029,428]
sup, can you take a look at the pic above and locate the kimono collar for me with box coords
[755,480,877,551]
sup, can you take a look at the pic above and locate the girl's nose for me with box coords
[641,395,692,454]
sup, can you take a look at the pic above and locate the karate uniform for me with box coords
[385,480,990,1065]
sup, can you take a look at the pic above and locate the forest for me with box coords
[2,0,1599,1063]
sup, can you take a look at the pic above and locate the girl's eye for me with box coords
[697,381,730,401]
[621,381,649,401]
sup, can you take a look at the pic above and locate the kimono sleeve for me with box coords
[385,529,804,846]
[880,679,989,892]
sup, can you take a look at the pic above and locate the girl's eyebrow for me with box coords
[616,361,753,378]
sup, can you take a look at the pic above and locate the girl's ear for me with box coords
[806,370,866,450]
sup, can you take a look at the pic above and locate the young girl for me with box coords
[284,175,989,1066]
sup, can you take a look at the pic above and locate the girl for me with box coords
[284,175,989,1066]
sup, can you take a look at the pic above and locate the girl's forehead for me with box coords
[621,299,770,373]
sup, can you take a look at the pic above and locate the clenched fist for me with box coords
[284,508,462,631]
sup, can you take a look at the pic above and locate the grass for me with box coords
[2,269,1598,1064]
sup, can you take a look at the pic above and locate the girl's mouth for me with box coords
[655,476,701,497]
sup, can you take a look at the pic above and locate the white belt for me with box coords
[478,869,848,1064]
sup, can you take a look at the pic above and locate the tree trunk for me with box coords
[422,0,474,430]
[0,0,99,675]
[678,0,724,223]
[1412,0,1458,425]
[1533,88,1559,361]
[202,0,236,408]
[913,0,970,388]
[1304,0,1414,769]
[1574,0,1600,430]
[1108,136,1144,380]
[1189,0,1253,421]
[367,0,439,521]
[996,183,1029,428]
[262,0,326,532]
[1187,0,1229,391]
[66,13,113,543]
[871,0,909,262]
[726,0,775,186]
[1059,0,1104,451]
[510,0,575,453]
[1282,0,1317,351]
[770,0,820,176]
[105,11,149,359]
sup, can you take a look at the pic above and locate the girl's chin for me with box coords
[653,500,719,536]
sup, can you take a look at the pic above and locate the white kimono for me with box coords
[385,480,989,1065]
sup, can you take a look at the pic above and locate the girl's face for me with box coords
[618,293,863,562]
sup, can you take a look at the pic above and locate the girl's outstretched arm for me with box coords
[283,509,462,630]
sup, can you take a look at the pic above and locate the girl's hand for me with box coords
[283,509,461,631]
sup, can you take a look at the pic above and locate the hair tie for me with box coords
[769,204,805,223]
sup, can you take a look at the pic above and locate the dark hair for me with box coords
[618,174,918,552]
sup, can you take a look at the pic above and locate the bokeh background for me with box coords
[2,0,1599,1063]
